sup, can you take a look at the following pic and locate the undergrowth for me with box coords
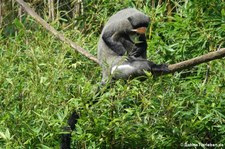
[0,0,225,148]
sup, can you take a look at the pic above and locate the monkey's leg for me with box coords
[111,59,169,79]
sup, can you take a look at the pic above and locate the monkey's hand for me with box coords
[129,46,146,57]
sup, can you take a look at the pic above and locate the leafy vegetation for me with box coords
[1,0,225,148]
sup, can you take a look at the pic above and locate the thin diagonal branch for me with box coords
[15,0,99,64]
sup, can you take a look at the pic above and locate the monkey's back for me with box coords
[107,8,139,23]
[97,9,130,62]
[98,8,140,64]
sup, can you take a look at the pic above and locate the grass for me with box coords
[1,0,225,148]
[0,21,100,148]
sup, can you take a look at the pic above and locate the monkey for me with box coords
[61,8,170,149]
[98,8,170,84]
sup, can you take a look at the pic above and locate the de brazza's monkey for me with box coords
[61,8,170,149]
[98,8,169,84]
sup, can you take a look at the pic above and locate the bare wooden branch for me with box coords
[158,0,162,6]
[168,48,225,73]
[18,5,23,22]
[0,0,3,27]
[151,0,155,8]
[73,0,83,17]
[15,0,225,75]
[15,0,99,64]
[48,0,54,21]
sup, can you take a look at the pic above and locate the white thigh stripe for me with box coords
[111,64,134,74]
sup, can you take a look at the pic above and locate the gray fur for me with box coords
[97,8,169,84]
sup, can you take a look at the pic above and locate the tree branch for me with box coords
[15,0,99,64]
[168,48,225,73]
[16,0,225,74]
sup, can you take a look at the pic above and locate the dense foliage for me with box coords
[0,0,225,148]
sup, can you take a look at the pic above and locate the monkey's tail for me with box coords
[61,111,79,149]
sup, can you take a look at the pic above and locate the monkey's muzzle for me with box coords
[132,27,147,35]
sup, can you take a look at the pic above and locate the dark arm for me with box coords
[102,30,127,56]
